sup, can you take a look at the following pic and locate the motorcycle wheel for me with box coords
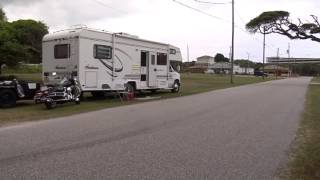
[75,98,80,105]
[45,101,57,109]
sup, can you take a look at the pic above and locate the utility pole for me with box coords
[187,44,190,62]
[246,52,250,75]
[287,43,290,77]
[230,0,234,84]
[276,48,279,79]
[262,28,266,80]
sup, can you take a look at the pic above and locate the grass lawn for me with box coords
[287,77,320,180]
[0,73,274,126]
[13,73,42,82]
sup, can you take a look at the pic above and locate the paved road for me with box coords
[0,77,311,180]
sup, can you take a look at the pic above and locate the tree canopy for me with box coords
[214,53,229,62]
[0,8,48,73]
[234,59,255,68]
[246,11,320,42]
[10,20,48,63]
[0,8,7,22]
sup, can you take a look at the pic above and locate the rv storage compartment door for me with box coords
[148,53,157,87]
[85,71,98,88]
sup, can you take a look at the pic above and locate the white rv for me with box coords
[42,28,182,97]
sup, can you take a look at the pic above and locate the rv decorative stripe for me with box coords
[156,75,169,78]
[124,74,140,79]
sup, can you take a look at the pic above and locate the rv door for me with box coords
[148,52,157,87]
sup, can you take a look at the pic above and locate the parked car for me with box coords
[254,71,268,77]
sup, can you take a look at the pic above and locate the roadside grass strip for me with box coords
[288,77,320,180]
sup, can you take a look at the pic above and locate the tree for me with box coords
[295,64,320,76]
[10,20,48,63]
[214,53,229,62]
[234,59,255,68]
[246,11,320,42]
[0,8,48,74]
[0,23,27,74]
[0,8,7,22]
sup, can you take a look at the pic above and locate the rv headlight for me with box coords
[52,72,57,76]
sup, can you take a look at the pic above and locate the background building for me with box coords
[196,55,215,67]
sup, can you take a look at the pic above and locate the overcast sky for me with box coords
[1,0,320,62]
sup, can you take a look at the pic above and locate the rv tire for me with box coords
[171,80,180,93]
[125,83,135,93]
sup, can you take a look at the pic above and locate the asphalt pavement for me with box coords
[0,77,311,180]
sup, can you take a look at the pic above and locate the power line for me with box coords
[173,0,278,61]
[172,0,228,22]
[92,0,127,14]
[234,8,246,25]
[194,0,232,5]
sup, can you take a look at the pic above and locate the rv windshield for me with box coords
[170,61,181,72]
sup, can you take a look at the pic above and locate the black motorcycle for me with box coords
[34,77,82,109]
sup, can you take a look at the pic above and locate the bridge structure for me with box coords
[267,57,320,64]
[266,57,320,76]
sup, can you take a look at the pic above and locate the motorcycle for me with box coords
[34,77,82,109]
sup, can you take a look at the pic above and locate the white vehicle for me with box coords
[42,27,182,97]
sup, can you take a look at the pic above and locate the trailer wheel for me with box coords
[0,89,17,108]
[171,80,180,93]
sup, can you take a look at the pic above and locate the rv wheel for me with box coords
[125,83,134,93]
[171,81,180,93]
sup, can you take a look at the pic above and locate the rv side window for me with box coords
[94,44,112,59]
[141,52,147,67]
[54,44,70,59]
[157,53,167,65]
[170,49,176,55]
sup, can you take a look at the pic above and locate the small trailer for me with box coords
[0,77,40,108]
[42,27,182,97]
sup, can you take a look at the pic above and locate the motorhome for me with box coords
[42,28,182,97]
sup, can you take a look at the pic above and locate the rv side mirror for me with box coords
[177,65,181,72]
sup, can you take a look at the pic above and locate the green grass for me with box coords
[3,64,42,74]
[0,73,274,126]
[13,73,42,82]
[287,77,320,180]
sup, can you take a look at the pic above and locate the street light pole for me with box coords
[230,0,234,84]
